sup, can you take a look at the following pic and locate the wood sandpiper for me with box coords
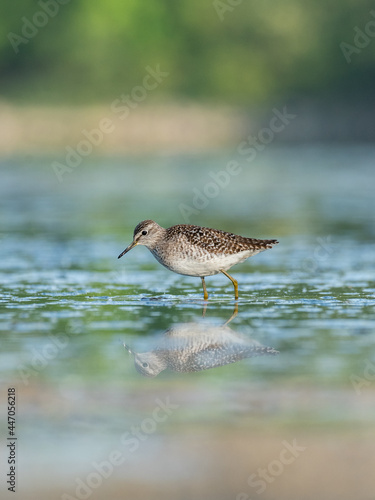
[118,220,278,300]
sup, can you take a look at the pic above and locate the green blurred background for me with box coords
[1,0,375,104]
[1,0,375,156]
[1,0,375,129]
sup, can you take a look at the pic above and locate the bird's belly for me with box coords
[157,250,253,277]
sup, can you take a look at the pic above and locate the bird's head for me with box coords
[118,220,164,258]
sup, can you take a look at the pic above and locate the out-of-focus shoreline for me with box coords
[0,102,248,155]
[1,100,374,155]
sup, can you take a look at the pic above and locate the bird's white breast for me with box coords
[158,250,255,277]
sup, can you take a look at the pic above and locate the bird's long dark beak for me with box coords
[118,240,138,259]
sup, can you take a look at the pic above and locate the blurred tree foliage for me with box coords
[0,0,374,104]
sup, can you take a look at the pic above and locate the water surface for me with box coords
[0,146,374,500]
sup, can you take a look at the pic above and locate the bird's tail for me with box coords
[246,238,279,250]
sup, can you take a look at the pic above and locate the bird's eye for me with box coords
[142,362,149,368]
[142,230,148,236]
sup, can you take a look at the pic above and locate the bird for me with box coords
[124,322,279,377]
[118,220,278,300]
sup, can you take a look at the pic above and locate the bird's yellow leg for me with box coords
[201,277,209,300]
[220,269,239,300]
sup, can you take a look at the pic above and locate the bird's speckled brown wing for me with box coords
[166,224,278,256]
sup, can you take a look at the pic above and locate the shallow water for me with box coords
[0,145,375,500]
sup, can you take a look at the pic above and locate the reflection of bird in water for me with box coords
[124,323,278,377]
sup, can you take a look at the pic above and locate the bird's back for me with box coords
[166,224,278,256]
